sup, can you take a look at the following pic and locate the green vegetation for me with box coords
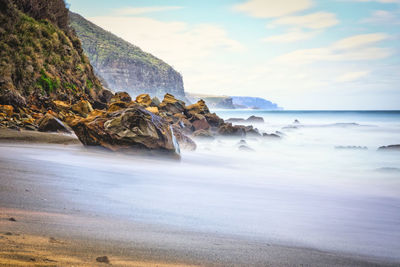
[0,0,104,105]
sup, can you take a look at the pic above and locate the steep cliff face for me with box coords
[0,0,104,108]
[69,12,186,100]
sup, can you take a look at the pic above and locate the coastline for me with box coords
[0,141,399,266]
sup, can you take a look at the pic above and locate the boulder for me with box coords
[246,115,264,123]
[69,105,180,157]
[263,133,281,139]
[217,123,246,137]
[0,105,13,116]
[71,100,93,117]
[145,106,159,114]
[244,126,261,137]
[159,93,186,114]
[226,118,245,123]
[151,96,161,106]
[107,101,129,113]
[192,118,210,131]
[110,92,132,103]
[136,94,152,107]
[378,145,400,151]
[192,129,214,140]
[52,100,70,111]
[171,125,196,151]
[37,113,71,133]
[204,113,224,127]
[186,99,210,115]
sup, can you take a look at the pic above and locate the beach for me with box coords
[1,111,400,266]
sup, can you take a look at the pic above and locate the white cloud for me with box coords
[276,33,392,64]
[361,10,400,24]
[233,0,313,18]
[332,33,388,49]
[114,6,184,16]
[336,71,370,82]
[273,12,339,29]
[353,0,400,3]
[262,29,319,43]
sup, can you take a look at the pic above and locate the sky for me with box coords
[67,0,400,110]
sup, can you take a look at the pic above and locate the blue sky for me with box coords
[68,0,400,109]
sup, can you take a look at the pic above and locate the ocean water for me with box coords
[1,110,399,260]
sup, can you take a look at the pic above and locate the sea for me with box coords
[1,110,399,260]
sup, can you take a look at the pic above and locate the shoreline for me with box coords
[0,129,80,144]
[0,141,399,266]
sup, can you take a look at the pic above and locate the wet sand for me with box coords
[0,140,399,266]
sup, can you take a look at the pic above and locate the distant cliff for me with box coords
[187,93,282,110]
[231,96,281,110]
[69,12,185,100]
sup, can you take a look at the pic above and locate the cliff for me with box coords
[187,93,282,110]
[231,96,282,110]
[69,12,186,100]
[0,0,105,108]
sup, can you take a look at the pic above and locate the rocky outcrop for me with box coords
[69,105,180,156]
[378,145,400,151]
[0,0,106,110]
[69,12,186,100]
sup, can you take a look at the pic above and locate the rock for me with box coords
[108,101,129,113]
[186,99,210,115]
[151,96,161,106]
[159,93,186,114]
[246,115,264,123]
[96,256,110,264]
[217,123,246,137]
[0,90,26,108]
[37,113,71,133]
[204,113,224,127]
[110,92,132,103]
[192,118,210,131]
[0,105,13,116]
[52,100,70,111]
[172,125,196,151]
[136,94,152,107]
[192,129,214,140]
[263,133,281,139]
[293,119,300,124]
[378,145,400,151]
[71,100,94,117]
[238,145,254,151]
[98,89,114,103]
[226,118,245,123]
[8,217,16,222]
[69,105,180,156]
[244,126,261,137]
[145,106,159,114]
[335,146,367,150]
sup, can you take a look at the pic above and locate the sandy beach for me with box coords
[1,130,399,266]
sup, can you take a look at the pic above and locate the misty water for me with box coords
[1,110,400,260]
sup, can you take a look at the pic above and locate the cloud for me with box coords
[332,33,388,49]
[336,71,370,82]
[262,29,319,43]
[361,10,400,24]
[273,12,339,29]
[352,0,400,3]
[276,33,392,64]
[233,0,313,18]
[114,6,184,16]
